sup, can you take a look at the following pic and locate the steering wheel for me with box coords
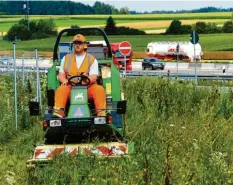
[68,75,91,86]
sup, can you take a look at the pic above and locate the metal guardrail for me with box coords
[1,65,233,80]
[125,71,233,80]
[0,65,49,73]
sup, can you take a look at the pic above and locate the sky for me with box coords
[78,1,233,12]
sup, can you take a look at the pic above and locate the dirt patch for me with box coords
[0,32,7,36]
[145,29,166,34]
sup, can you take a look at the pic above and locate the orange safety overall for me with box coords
[54,53,106,116]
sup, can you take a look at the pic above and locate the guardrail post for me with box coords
[22,53,25,86]
[13,43,18,130]
[35,48,42,110]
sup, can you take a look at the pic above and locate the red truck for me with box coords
[110,42,133,71]
[87,41,133,71]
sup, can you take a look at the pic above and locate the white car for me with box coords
[0,57,13,65]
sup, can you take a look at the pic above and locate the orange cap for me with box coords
[72,34,86,43]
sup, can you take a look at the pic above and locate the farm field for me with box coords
[0,12,232,20]
[0,12,232,33]
[1,76,233,184]
[0,33,232,52]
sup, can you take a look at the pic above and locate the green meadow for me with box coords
[0,33,232,52]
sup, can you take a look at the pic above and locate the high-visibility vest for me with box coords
[64,52,95,78]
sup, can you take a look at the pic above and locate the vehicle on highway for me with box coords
[146,41,203,62]
[142,57,165,70]
[0,57,12,65]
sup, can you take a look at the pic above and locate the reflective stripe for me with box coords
[33,144,128,159]
[88,54,90,75]
[65,52,73,74]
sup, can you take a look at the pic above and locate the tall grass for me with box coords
[23,78,233,184]
[0,74,46,184]
[0,74,47,143]
[2,77,233,184]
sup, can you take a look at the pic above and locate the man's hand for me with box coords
[81,72,89,85]
[62,79,68,85]
[81,72,88,77]
[59,73,69,85]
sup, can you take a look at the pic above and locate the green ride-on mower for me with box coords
[27,28,134,168]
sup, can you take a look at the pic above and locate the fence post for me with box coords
[13,43,18,130]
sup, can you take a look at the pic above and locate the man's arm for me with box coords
[58,57,68,85]
[86,58,99,84]
[58,72,68,85]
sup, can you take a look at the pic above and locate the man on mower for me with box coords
[53,34,106,118]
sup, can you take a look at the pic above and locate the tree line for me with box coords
[0,1,232,15]
[5,16,145,41]
[149,7,233,14]
[166,20,233,35]
[0,1,129,15]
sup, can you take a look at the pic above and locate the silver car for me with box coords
[142,57,164,70]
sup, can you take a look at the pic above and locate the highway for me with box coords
[0,59,233,76]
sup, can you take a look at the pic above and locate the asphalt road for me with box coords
[1,59,233,75]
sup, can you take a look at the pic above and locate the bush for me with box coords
[29,21,38,33]
[66,25,80,36]
[6,23,31,41]
[205,23,222,33]
[195,21,207,34]
[116,26,146,35]
[222,21,233,33]
[6,18,57,41]
[180,25,192,34]
[36,19,57,35]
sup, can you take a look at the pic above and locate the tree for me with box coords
[104,16,117,35]
[93,1,117,14]
[119,7,130,14]
[222,21,233,33]
[166,20,182,35]
[195,22,207,34]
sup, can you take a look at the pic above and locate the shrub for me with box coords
[180,25,192,34]
[195,21,207,34]
[194,22,221,34]
[205,23,222,33]
[6,23,31,41]
[222,21,233,33]
[116,26,146,35]
[66,25,80,36]
[36,19,57,35]
[6,18,57,41]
